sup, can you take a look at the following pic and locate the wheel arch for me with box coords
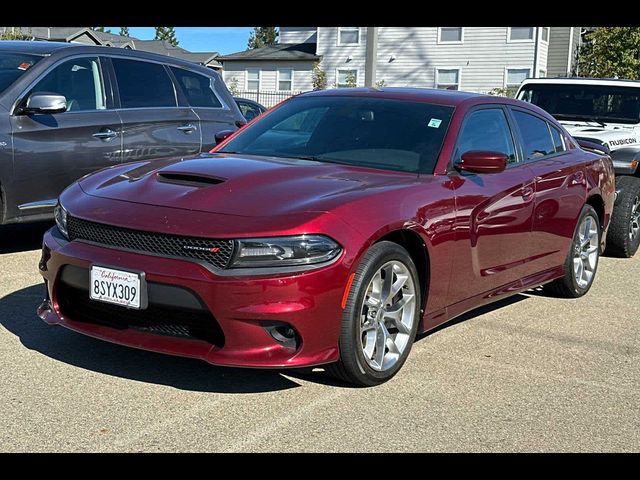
[586,193,605,230]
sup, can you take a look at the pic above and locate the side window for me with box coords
[548,124,566,153]
[456,108,517,164]
[31,57,106,112]
[237,101,261,121]
[170,67,222,108]
[112,58,176,108]
[512,110,555,160]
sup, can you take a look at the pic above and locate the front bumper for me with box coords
[38,228,351,368]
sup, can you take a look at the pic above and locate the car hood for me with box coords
[561,122,640,151]
[78,153,418,217]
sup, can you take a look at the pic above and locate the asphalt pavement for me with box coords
[1,222,638,452]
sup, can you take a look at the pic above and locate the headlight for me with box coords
[229,235,341,268]
[54,202,69,239]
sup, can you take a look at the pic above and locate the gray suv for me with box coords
[0,40,245,225]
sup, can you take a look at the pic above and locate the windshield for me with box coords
[0,52,44,95]
[219,95,454,173]
[518,83,640,124]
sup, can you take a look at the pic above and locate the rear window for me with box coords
[112,58,176,108]
[512,110,555,160]
[170,67,222,108]
[220,95,454,174]
[0,52,44,94]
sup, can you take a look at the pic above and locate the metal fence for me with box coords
[232,90,303,108]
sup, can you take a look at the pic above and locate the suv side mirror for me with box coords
[22,92,67,115]
[457,151,508,174]
[214,129,236,144]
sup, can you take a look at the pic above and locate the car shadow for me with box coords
[0,222,54,254]
[0,284,536,392]
[0,284,304,393]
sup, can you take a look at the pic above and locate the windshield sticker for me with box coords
[17,62,32,71]
[428,118,442,128]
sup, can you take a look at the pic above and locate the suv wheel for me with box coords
[606,176,640,258]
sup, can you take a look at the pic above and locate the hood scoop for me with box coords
[156,172,226,188]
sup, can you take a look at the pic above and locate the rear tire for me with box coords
[605,176,640,258]
[326,241,421,387]
[545,204,600,298]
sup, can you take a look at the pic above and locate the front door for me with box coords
[110,57,200,164]
[447,107,536,308]
[9,56,121,218]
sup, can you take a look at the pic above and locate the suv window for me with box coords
[549,124,566,153]
[237,100,262,121]
[512,110,555,160]
[31,57,105,112]
[456,109,517,164]
[170,67,222,108]
[0,53,44,95]
[112,58,176,108]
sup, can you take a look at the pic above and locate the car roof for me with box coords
[299,87,484,107]
[520,77,640,88]
[0,40,215,75]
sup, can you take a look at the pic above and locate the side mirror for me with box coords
[457,150,508,174]
[22,92,67,115]
[214,129,236,144]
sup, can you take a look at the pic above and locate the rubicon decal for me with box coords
[609,138,638,146]
[182,245,221,253]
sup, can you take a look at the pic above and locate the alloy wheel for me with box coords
[629,195,640,242]
[358,261,416,372]
[573,215,599,289]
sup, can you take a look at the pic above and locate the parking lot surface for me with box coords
[1,222,638,452]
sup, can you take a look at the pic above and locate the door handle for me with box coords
[92,129,118,140]
[522,185,535,201]
[177,124,197,134]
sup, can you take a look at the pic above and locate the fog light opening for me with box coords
[262,321,301,350]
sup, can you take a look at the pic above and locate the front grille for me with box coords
[58,282,225,346]
[67,216,234,269]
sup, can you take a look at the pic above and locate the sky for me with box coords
[106,27,254,54]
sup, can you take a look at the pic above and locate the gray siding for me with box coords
[279,27,317,44]
[547,27,575,77]
[316,27,566,93]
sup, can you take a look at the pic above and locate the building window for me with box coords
[506,68,530,87]
[337,68,358,88]
[338,27,360,45]
[436,69,460,90]
[542,27,550,42]
[246,69,260,91]
[439,27,463,43]
[277,68,293,91]
[509,27,534,41]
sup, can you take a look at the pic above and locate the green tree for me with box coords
[311,62,327,90]
[92,27,111,33]
[578,27,640,79]
[119,27,130,37]
[155,27,179,47]
[0,27,32,40]
[375,79,387,88]
[228,78,240,96]
[344,71,357,88]
[488,86,518,98]
[248,27,278,49]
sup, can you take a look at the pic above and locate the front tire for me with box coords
[545,204,600,298]
[326,241,421,387]
[605,176,640,258]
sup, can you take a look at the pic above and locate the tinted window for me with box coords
[220,96,454,173]
[456,109,517,164]
[512,110,555,160]
[549,124,565,152]
[32,57,105,111]
[518,83,640,124]
[237,101,262,121]
[112,58,176,108]
[171,67,222,108]
[0,52,44,94]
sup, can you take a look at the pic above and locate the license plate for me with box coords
[90,266,144,309]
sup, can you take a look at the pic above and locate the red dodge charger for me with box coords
[38,88,615,386]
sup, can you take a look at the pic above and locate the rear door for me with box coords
[510,107,586,272]
[169,66,241,152]
[9,55,122,217]
[448,106,536,307]
[109,57,201,164]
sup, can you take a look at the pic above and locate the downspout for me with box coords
[532,27,541,78]
[567,27,574,76]
[364,27,378,87]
